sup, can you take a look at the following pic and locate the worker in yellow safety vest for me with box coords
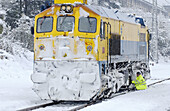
[132,72,147,90]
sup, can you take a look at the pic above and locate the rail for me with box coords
[148,78,170,87]
[17,101,62,111]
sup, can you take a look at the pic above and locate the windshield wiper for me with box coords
[40,16,46,29]
[87,16,92,28]
[60,16,67,27]
[40,16,46,25]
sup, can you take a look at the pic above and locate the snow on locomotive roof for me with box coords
[86,5,138,25]
[85,5,118,19]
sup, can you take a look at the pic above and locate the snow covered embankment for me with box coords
[0,49,33,79]
[0,49,41,111]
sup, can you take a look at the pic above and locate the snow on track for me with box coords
[80,62,170,111]
[80,81,170,111]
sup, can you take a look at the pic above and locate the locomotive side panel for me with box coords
[118,21,148,62]
[100,17,149,62]
[120,21,139,60]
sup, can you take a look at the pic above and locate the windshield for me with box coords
[57,16,75,32]
[79,17,97,33]
[37,17,53,33]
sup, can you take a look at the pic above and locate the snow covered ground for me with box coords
[81,62,170,111]
[0,49,170,111]
[0,50,41,111]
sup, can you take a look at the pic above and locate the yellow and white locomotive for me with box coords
[31,0,151,101]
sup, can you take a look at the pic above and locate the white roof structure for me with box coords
[86,5,138,24]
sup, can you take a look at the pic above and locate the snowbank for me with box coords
[0,49,41,111]
[0,49,33,79]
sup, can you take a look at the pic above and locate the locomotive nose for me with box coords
[32,61,101,101]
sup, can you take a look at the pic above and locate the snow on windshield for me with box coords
[37,17,53,33]
[79,17,97,33]
[57,16,75,32]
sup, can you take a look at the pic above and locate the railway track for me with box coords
[17,78,170,111]
[69,77,170,111]
[148,78,170,87]
[17,101,88,111]
[68,91,128,111]
[17,101,62,111]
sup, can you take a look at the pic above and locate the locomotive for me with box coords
[31,0,151,101]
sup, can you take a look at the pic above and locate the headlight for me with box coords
[87,45,93,51]
[60,4,73,13]
[39,45,45,50]
[66,5,71,12]
[61,5,66,11]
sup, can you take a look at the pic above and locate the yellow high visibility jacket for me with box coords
[132,75,147,90]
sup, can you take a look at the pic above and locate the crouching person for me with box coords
[131,72,147,90]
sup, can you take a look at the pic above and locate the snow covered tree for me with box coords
[98,0,120,9]
[0,0,45,53]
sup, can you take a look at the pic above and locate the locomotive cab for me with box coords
[33,4,101,61]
